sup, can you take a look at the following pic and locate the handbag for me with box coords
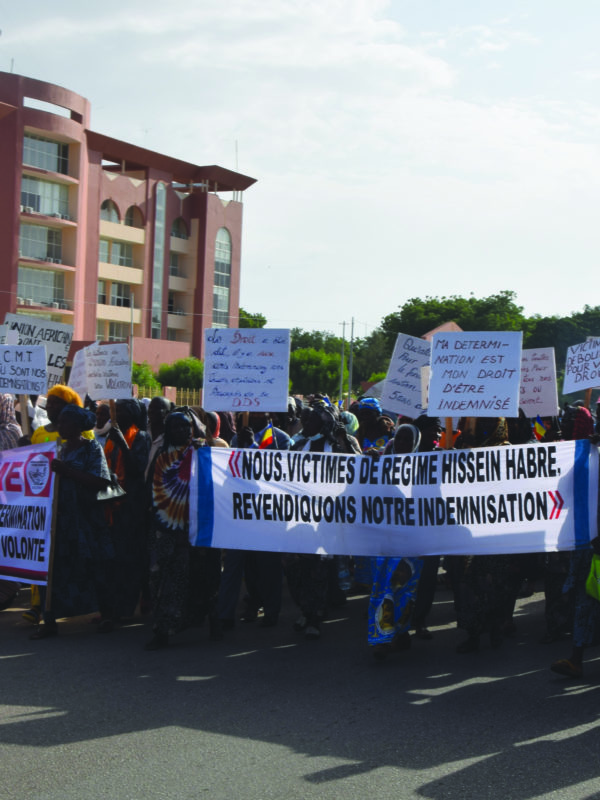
[96,472,126,503]
[585,553,600,601]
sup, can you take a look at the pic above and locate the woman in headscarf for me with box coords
[454,418,513,653]
[368,424,424,660]
[104,399,151,620]
[30,405,114,639]
[30,385,91,444]
[146,411,220,649]
[24,385,90,625]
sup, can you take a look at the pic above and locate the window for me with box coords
[167,329,178,341]
[98,239,133,266]
[21,177,69,217]
[110,282,131,308]
[96,321,106,341]
[171,217,188,239]
[212,227,231,327]
[108,322,129,342]
[168,293,175,313]
[110,241,133,267]
[151,182,167,339]
[124,206,143,227]
[19,224,62,262]
[98,239,109,263]
[97,280,107,304]
[17,267,65,306]
[169,252,180,276]
[23,134,68,174]
[100,200,120,223]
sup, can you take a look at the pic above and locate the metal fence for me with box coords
[136,386,203,407]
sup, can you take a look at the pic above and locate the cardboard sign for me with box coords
[2,314,72,389]
[428,331,523,418]
[563,338,600,394]
[380,334,430,417]
[520,348,559,417]
[203,328,290,412]
[0,346,48,394]
[68,343,131,400]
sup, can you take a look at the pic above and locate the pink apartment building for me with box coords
[0,72,256,368]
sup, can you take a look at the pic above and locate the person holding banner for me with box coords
[286,400,361,640]
[24,385,90,626]
[31,405,114,639]
[146,411,220,650]
[30,385,94,446]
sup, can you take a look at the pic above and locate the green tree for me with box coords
[290,327,347,355]
[381,290,527,349]
[238,307,267,328]
[289,348,347,397]
[157,357,204,389]
[352,329,393,386]
[132,361,161,391]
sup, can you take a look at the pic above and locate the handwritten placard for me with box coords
[520,348,559,417]
[2,314,72,389]
[563,338,600,394]
[380,334,430,417]
[203,328,290,412]
[68,343,131,400]
[0,345,48,394]
[428,331,522,418]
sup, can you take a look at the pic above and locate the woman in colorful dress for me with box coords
[146,411,220,650]
[368,423,423,660]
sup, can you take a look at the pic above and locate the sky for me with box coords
[2,1,600,339]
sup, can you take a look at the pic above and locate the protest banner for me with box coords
[563,337,600,394]
[427,331,523,418]
[190,440,597,558]
[0,442,56,585]
[203,328,290,412]
[0,345,48,394]
[380,334,430,416]
[68,343,131,400]
[520,348,559,418]
[3,314,72,389]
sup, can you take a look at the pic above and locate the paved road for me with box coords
[1,582,599,800]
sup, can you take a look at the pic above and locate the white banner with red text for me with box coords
[0,443,56,585]
[190,441,598,557]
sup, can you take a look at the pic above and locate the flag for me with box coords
[534,415,546,441]
[259,422,274,449]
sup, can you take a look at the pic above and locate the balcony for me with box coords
[20,206,77,226]
[96,303,142,324]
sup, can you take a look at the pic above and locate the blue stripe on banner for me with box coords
[193,447,214,547]
[573,439,591,549]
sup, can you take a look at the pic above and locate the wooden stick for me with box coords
[43,450,61,615]
[445,417,453,449]
[584,388,593,410]
[109,399,117,425]
[19,394,31,438]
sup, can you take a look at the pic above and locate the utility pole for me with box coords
[339,321,346,406]
[347,317,354,410]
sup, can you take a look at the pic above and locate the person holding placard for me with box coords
[454,418,512,654]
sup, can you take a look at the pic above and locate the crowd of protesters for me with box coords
[1,387,599,679]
